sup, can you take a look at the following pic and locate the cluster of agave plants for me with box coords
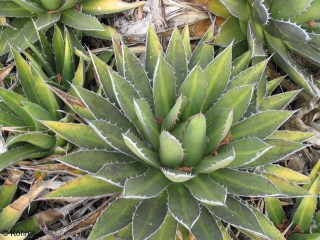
[0,0,320,239]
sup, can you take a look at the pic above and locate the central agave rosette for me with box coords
[43,26,312,239]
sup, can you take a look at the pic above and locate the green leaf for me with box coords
[0,1,35,17]
[45,175,121,199]
[167,184,200,230]
[189,26,215,70]
[266,19,310,42]
[153,55,176,119]
[35,13,61,30]
[191,207,223,240]
[266,130,315,142]
[89,198,140,240]
[180,65,207,119]
[219,138,271,167]
[58,0,81,11]
[0,111,25,127]
[189,44,214,70]
[211,169,282,197]
[42,121,110,150]
[82,0,145,14]
[249,204,286,240]
[165,29,188,94]
[89,120,133,155]
[96,161,148,187]
[207,196,265,238]
[134,99,160,149]
[148,213,177,240]
[262,164,311,184]
[219,0,251,21]
[202,44,232,112]
[288,233,320,240]
[159,131,184,168]
[58,150,134,173]
[61,28,74,87]
[122,44,153,105]
[25,35,55,77]
[0,170,23,210]
[243,139,306,167]
[123,168,170,198]
[70,55,85,89]
[293,176,320,231]
[231,50,251,77]
[182,25,192,60]
[0,145,53,171]
[270,0,313,19]
[31,67,62,119]
[265,197,287,226]
[194,148,235,173]
[61,9,104,31]
[252,0,269,25]
[113,40,124,77]
[206,85,254,124]
[228,58,268,89]
[12,0,45,13]
[161,168,196,183]
[51,86,94,120]
[132,193,167,240]
[205,108,233,154]
[291,0,320,23]
[89,52,116,103]
[123,131,160,168]
[108,68,142,129]
[12,48,41,105]
[146,25,163,79]
[0,89,36,129]
[181,114,207,167]
[214,17,246,47]
[262,173,310,197]
[259,90,300,111]
[52,24,64,75]
[266,76,285,95]
[231,110,294,140]
[162,95,188,131]
[6,133,55,150]
[265,32,317,97]
[184,174,227,206]
[286,41,320,68]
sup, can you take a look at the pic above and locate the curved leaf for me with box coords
[123,168,170,198]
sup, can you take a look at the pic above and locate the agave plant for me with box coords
[41,25,314,239]
[0,26,90,172]
[0,0,144,56]
[210,0,320,97]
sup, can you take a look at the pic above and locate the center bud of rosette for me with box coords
[159,113,207,171]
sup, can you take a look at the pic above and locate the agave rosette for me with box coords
[211,0,320,96]
[0,26,89,171]
[43,26,314,239]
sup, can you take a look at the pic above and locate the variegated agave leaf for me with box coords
[0,0,144,57]
[45,25,311,239]
[213,0,320,97]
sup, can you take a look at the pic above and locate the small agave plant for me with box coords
[0,26,88,171]
[0,0,144,56]
[43,26,314,239]
[211,0,320,97]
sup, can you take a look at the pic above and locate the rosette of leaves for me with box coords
[0,0,144,56]
[0,26,88,171]
[43,26,313,239]
[211,0,320,97]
